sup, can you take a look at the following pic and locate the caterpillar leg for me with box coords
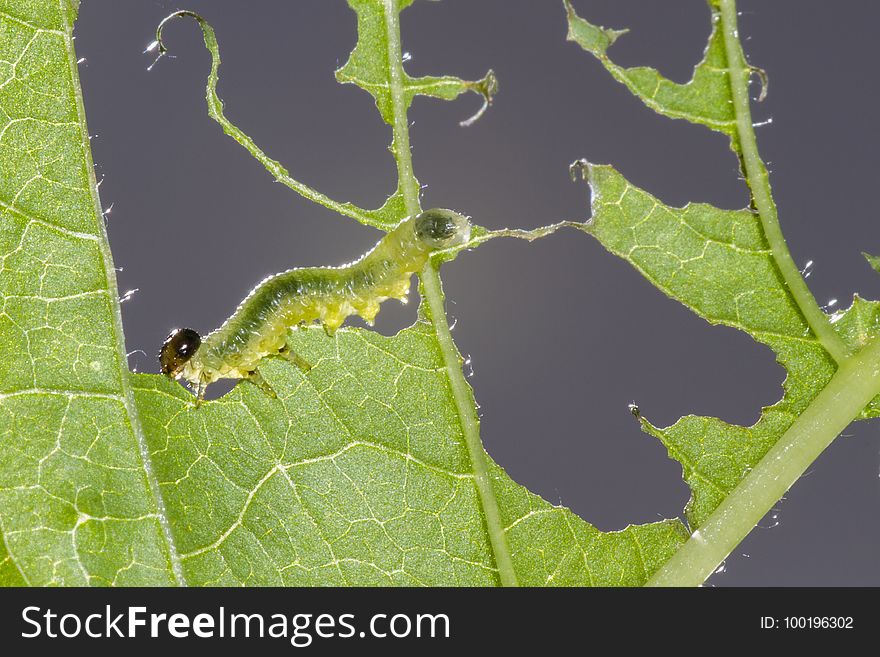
[279,345,312,372]
[246,370,278,398]
[190,378,208,407]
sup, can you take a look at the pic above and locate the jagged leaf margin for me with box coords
[154,4,496,231]
[564,0,754,152]
[579,162,880,528]
[133,323,686,585]
[131,0,688,586]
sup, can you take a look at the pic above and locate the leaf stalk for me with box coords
[718,0,848,363]
[648,0,873,585]
[380,0,518,586]
[67,4,185,584]
[648,333,880,586]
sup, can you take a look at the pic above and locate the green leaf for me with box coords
[863,252,880,274]
[154,6,496,231]
[132,324,686,586]
[0,0,687,587]
[557,0,880,585]
[564,0,741,147]
[0,532,26,585]
[135,3,687,587]
[0,0,180,585]
[580,161,880,528]
[336,0,496,126]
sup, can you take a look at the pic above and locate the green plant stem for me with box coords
[719,0,848,363]
[63,1,185,585]
[649,0,864,587]
[648,334,880,586]
[380,2,420,211]
[380,0,518,586]
[420,265,519,587]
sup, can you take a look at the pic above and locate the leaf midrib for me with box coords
[716,0,848,363]
[379,0,518,586]
[61,0,185,586]
[647,0,879,585]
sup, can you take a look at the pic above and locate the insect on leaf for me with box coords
[134,324,686,585]
[127,0,687,586]
[0,0,694,587]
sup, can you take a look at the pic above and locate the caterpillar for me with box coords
[160,209,471,400]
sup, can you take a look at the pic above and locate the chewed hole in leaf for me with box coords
[567,0,713,83]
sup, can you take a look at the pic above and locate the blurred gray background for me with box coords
[74,0,880,586]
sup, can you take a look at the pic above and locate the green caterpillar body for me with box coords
[160,209,470,399]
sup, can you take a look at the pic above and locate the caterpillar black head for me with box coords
[160,327,201,378]
[414,208,471,250]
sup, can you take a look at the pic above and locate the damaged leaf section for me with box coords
[863,252,880,275]
[153,11,389,229]
[336,0,496,127]
[336,0,497,227]
[155,3,496,232]
[580,161,880,527]
[133,323,687,586]
[564,0,740,148]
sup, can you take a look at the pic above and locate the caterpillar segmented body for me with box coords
[160,209,471,399]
